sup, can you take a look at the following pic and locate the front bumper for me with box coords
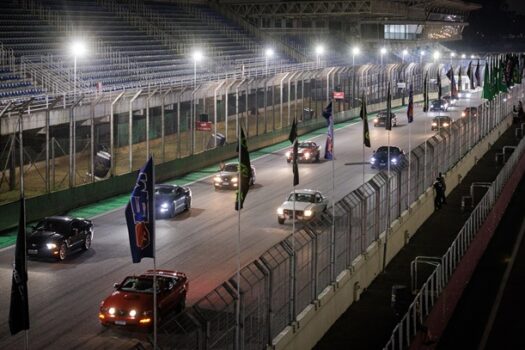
[27,246,60,258]
[98,313,152,327]
[214,180,238,189]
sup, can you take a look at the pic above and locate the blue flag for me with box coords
[125,156,155,263]
[323,101,334,160]
[407,84,414,123]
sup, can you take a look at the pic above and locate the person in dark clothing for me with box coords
[433,178,445,210]
[437,172,447,205]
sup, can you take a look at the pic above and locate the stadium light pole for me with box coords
[352,46,360,108]
[433,50,441,63]
[315,45,324,69]
[402,49,408,63]
[380,46,387,66]
[420,50,425,64]
[192,50,203,154]
[265,48,274,76]
[71,40,87,99]
[450,52,455,65]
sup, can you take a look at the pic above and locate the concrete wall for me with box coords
[270,114,513,350]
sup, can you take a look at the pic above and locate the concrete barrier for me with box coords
[270,115,513,350]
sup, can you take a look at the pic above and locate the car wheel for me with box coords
[278,217,285,225]
[58,243,67,261]
[82,234,91,251]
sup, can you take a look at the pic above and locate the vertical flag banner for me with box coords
[360,93,371,147]
[9,197,29,335]
[323,100,334,160]
[467,61,474,89]
[437,69,442,100]
[446,67,458,98]
[475,60,481,88]
[288,118,299,186]
[235,127,252,210]
[423,72,429,112]
[458,66,462,93]
[482,62,492,101]
[407,83,414,123]
[385,82,392,131]
[125,156,155,263]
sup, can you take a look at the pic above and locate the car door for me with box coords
[69,220,82,247]
[174,187,184,213]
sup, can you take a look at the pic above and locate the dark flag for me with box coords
[458,66,462,93]
[407,83,414,123]
[125,156,155,263]
[446,67,458,99]
[235,127,252,210]
[323,100,334,160]
[423,72,429,112]
[475,60,481,87]
[482,62,492,101]
[9,197,29,335]
[385,82,392,131]
[437,69,442,100]
[288,118,299,186]
[467,61,474,89]
[360,93,371,147]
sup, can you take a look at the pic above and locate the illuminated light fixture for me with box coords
[380,47,387,55]
[192,50,203,62]
[433,51,441,60]
[352,46,360,56]
[265,48,274,58]
[315,45,325,55]
[461,54,466,59]
[70,40,87,57]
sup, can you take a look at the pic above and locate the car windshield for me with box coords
[299,143,313,149]
[431,101,441,106]
[288,193,315,203]
[35,219,70,234]
[119,277,156,293]
[377,147,399,154]
[155,187,175,195]
[223,164,238,172]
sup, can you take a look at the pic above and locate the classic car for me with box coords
[27,216,93,261]
[99,270,188,328]
[213,163,256,190]
[373,111,397,127]
[276,189,328,224]
[285,141,321,163]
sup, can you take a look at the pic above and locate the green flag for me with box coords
[360,93,371,148]
[482,62,492,100]
[235,127,252,211]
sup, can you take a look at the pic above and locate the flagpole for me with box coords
[19,112,29,350]
[236,123,242,350]
[383,128,390,272]
[152,155,157,350]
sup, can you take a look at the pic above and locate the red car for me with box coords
[285,141,321,163]
[98,270,188,328]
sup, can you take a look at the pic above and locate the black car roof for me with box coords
[376,146,401,152]
[433,116,451,120]
[45,216,74,222]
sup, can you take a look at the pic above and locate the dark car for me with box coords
[99,270,188,328]
[431,116,452,131]
[285,141,321,163]
[461,107,478,119]
[213,162,256,190]
[429,99,449,112]
[370,146,406,169]
[155,184,191,218]
[27,216,93,261]
[373,112,397,127]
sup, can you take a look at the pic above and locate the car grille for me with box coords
[117,309,127,316]
[284,209,304,217]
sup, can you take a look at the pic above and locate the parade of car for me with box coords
[98,270,188,328]
[154,184,192,218]
[276,189,329,224]
[213,162,256,190]
[370,146,406,169]
[285,141,321,163]
[26,216,94,261]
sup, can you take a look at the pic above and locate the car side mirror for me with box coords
[113,283,120,289]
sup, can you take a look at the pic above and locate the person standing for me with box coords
[438,172,447,205]
[433,177,444,210]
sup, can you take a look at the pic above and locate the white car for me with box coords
[276,189,329,224]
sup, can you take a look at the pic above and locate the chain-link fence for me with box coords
[156,77,522,350]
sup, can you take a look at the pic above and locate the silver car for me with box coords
[276,189,329,224]
[213,162,256,190]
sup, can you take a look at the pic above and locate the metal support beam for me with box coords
[110,91,125,177]
[129,90,142,173]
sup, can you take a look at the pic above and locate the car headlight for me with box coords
[391,158,398,164]
[46,243,57,249]
[461,112,466,117]
[285,151,291,158]
[129,309,137,317]
[374,118,378,123]
[232,177,238,183]
[161,202,169,209]
[443,123,449,127]
[108,307,116,315]
[370,157,376,163]
[432,122,437,126]
[304,209,313,217]
[304,152,310,159]
[214,176,221,182]
[277,208,284,215]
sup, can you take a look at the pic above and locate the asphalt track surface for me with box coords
[0,94,480,349]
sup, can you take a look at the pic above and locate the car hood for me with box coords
[28,230,63,244]
[218,171,237,178]
[280,201,314,211]
[102,290,154,312]
[155,194,174,204]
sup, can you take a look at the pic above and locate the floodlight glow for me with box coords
[71,41,87,57]
[461,54,466,59]
[420,50,426,56]
[402,49,408,56]
[470,54,475,59]
[265,48,274,58]
[352,46,360,56]
[380,47,387,55]
[315,45,325,55]
[450,52,456,57]
[192,50,203,62]
[433,51,440,60]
